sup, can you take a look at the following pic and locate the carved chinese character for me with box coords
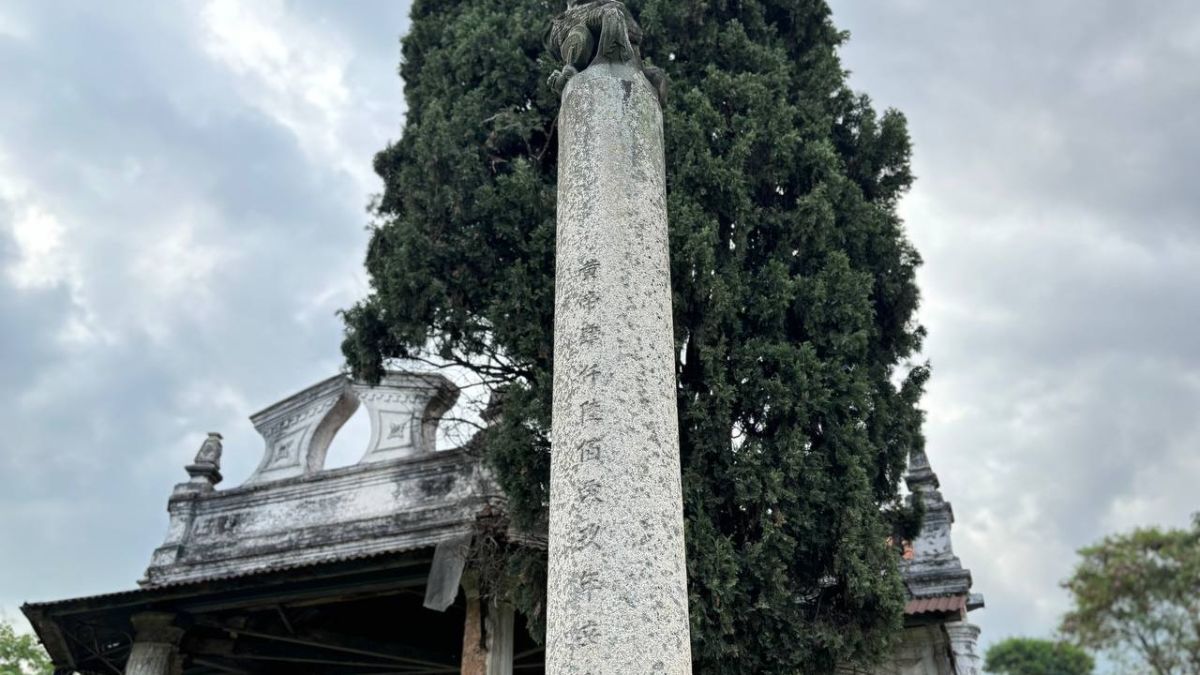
[580,399,601,424]
[580,323,600,344]
[579,362,601,385]
[571,522,602,551]
[578,479,603,505]
[578,438,601,462]
[579,569,602,601]
[578,258,600,280]
[578,288,601,311]
[566,619,600,648]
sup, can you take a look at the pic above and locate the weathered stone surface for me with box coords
[244,375,359,485]
[485,603,515,675]
[423,533,472,611]
[866,625,955,675]
[124,612,183,675]
[124,643,177,675]
[351,372,458,464]
[857,449,985,675]
[945,622,982,675]
[183,432,223,491]
[902,449,974,598]
[144,446,500,586]
[546,61,691,673]
[143,372,501,588]
[460,575,516,675]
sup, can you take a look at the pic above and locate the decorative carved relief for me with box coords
[547,0,667,104]
[351,372,458,464]
[243,375,359,485]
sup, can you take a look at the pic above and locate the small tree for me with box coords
[983,637,1093,675]
[0,619,52,675]
[1060,515,1200,675]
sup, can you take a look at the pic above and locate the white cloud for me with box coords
[0,157,69,289]
[198,0,367,189]
[128,209,236,341]
[7,202,66,289]
[0,153,106,346]
[0,0,413,623]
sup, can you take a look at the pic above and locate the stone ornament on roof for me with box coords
[144,371,496,588]
[903,447,980,604]
[183,432,223,491]
[243,375,359,484]
[351,372,458,464]
[237,372,458,484]
[547,0,667,105]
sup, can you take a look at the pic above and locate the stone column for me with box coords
[546,56,691,673]
[460,574,514,675]
[484,603,514,675]
[945,621,982,675]
[461,592,487,675]
[125,612,184,675]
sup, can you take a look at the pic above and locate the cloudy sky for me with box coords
[2,0,1198,664]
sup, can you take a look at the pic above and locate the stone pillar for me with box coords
[945,621,982,675]
[125,612,184,675]
[461,593,487,675]
[460,575,514,675]
[546,58,691,673]
[484,603,514,675]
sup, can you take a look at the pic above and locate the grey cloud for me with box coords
[832,0,1200,654]
[2,2,1197,670]
[0,0,410,615]
[839,1,1200,239]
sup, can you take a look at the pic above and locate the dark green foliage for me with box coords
[983,637,1094,675]
[342,0,926,671]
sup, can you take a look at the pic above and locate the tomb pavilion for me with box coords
[23,373,544,675]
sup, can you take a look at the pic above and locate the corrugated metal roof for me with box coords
[904,594,967,615]
[22,544,434,611]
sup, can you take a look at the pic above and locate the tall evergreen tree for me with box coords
[342,1,927,671]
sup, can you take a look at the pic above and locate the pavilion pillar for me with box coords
[124,612,184,675]
[945,621,982,675]
[460,575,513,675]
[484,602,514,675]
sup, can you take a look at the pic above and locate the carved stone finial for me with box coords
[902,447,974,600]
[905,447,939,493]
[185,432,223,489]
[547,0,667,105]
